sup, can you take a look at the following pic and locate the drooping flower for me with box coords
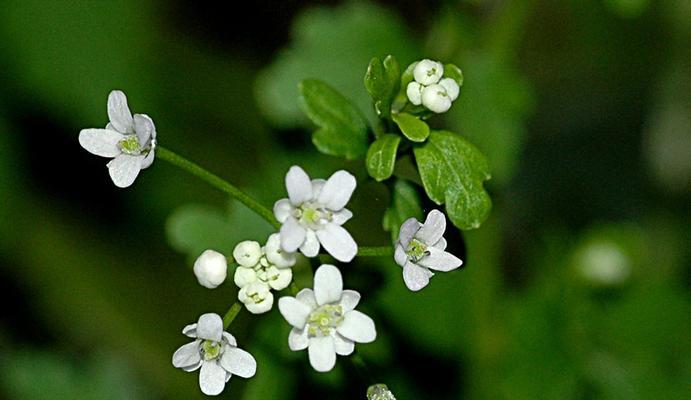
[78,90,157,188]
[193,250,228,289]
[172,313,256,396]
[405,59,460,114]
[278,264,376,372]
[394,210,463,291]
[274,166,357,262]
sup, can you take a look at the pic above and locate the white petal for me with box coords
[78,129,124,157]
[172,340,201,368]
[133,113,155,145]
[403,262,433,291]
[337,310,376,343]
[220,346,256,378]
[421,84,452,113]
[339,290,360,313]
[182,323,197,338]
[288,327,309,351]
[416,210,446,245]
[183,361,203,372]
[317,170,356,210]
[285,166,313,205]
[233,267,257,288]
[311,179,326,200]
[278,297,311,328]
[398,217,421,248]
[107,90,134,133]
[308,336,336,372]
[417,247,463,271]
[316,224,358,263]
[232,241,262,268]
[334,334,355,356]
[299,229,320,257]
[141,148,155,169]
[222,332,237,347]
[245,293,274,314]
[268,268,292,291]
[439,77,460,101]
[196,313,223,342]
[265,233,296,268]
[413,59,444,85]
[394,244,407,267]
[406,81,423,105]
[296,288,318,309]
[273,198,293,223]
[434,237,447,251]
[280,217,306,252]
[313,264,343,306]
[199,361,226,396]
[107,154,144,188]
[332,208,353,225]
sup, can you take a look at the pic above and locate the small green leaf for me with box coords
[383,179,423,242]
[444,63,464,87]
[365,57,387,100]
[392,112,430,142]
[365,55,400,118]
[413,130,492,230]
[366,134,401,181]
[298,79,369,159]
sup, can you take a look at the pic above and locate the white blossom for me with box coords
[172,313,256,396]
[394,210,463,291]
[232,241,262,268]
[278,264,376,372]
[421,84,452,114]
[274,166,358,262]
[438,77,460,101]
[406,81,423,105]
[194,250,228,289]
[78,90,156,188]
[238,282,274,314]
[413,59,444,86]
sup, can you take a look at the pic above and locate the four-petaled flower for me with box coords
[274,166,358,262]
[172,313,257,396]
[278,264,376,372]
[78,90,156,188]
[394,210,463,291]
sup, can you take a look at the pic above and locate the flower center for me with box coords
[295,203,332,229]
[118,135,142,155]
[427,67,438,77]
[201,339,222,361]
[406,238,429,262]
[306,304,344,338]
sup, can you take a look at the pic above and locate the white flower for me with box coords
[438,77,460,101]
[78,90,157,188]
[172,313,256,396]
[421,84,452,114]
[278,264,376,372]
[274,166,358,262]
[232,241,262,268]
[194,250,228,289]
[413,59,444,86]
[394,210,463,291]
[238,282,274,314]
[406,81,423,105]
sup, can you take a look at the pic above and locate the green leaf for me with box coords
[298,79,369,159]
[366,134,401,181]
[364,55,400,118]
[413,130,492,230]
[444,63,464,87]
[383,179,423,242]
[392,112,430,142]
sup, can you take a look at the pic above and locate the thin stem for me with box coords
[223,302,243,329]
[156,146,280,230]
[289,281,301,296]
[357,246,393,257]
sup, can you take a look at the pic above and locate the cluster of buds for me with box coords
[406,59,460,113]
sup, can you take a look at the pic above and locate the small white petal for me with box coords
[417,247,463,272]
[196,313,223,342]
[239,283,273,314]
[416,209,446,245]
[337,310,376,343]
[199,361,226,396]
[107,153,144,188]
[398,218,421,248]
[278,296,312,328]
[78,129,124,158]
[193,250,228,289]
[286,166,313,206]
[311,179,326,200]
[222,332,237,347]
[133,113,155,145]
[317,170,356,211]
[413,59,444,85]
[183,361,203,372]
[316,224,358,263]
[332,208,353,225]
[421,84,452,113]
[233,267,257,288]
[182,323,197,338]
[232,241,262,268]
[394,244,408,267]
[402,262,433,291]
[406,81,423,105]
[296,288,318,309]
[140,148,155,169]
[280,217,306,252]
[220,346,256,378]
[339,289,360,313]
[289,327,309,351]
[265,233,296,268]
[313,264,343,306]
[273,198,294,223]
[267,267,292,291]
[439,77,460,101]
[245,292,274,314]
[172,340,201,368]
[300,229,320,257]
[434,237,447,251]
[334,333,355,356]
[308,336,336,372]
[107,90,134,133]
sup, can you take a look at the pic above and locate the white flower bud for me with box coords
[265,233,296,268]
[265,266,292,291]
[234,266,257,288]
[233,240,262,268]
[406,82,423,105]
[413,59,444,85]
[421,84,452,113]
[238,282,274,314]
[193,250,228,289]
[438,77,459,101]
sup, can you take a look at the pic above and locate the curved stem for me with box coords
[357,246,393,257]
[223,302,243,329]
[156,146,280,230]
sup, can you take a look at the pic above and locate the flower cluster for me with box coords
[406,59,460,113]
[233,233,296,314]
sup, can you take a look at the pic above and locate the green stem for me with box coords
[358,246,393,257]
[223,302,243,329]
[156,146,280,230]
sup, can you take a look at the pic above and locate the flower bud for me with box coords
[233,240,262,267]
[193,250,228,289]
[238,282,274,314]
[265,266,293,291]
[265,233,296,268]
[234,266,258,288]
[406,82,423,105]
[413,59,443,85]
[438,77,460,101]
[421,84,452,113]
